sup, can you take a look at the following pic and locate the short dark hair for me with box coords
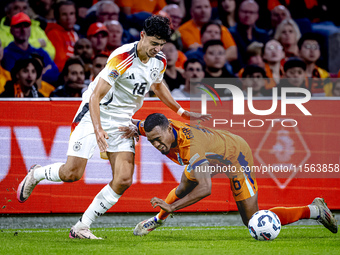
[200,20,222,37]
[144,113,169,132]
[143,15,172,41]
[297,32,323,50]
[54,1,75,21]
[242,64,267,78]
[203,39,224,53]
[284,57,306,72]
[92,52,110,62]
[183,58,204,70]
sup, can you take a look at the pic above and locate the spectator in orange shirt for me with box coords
[45,1,79,72]
[87,22,109,56]
[116,0,166,15]
[0,57,44,98]
[178,0,237,63]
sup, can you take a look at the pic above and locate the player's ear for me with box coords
[140,31,145,40]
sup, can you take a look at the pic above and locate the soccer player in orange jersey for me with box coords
[120,113,338,236]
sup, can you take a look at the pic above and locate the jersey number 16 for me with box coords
[133,82,147,95]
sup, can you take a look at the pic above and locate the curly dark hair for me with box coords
[143,15,172,41]
[144,113,169,132]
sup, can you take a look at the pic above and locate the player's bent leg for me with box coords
[17,156,87,203]
[236,192,259,226]
[59,156,88,182]
[70,152,135,239]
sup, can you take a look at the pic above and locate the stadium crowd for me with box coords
[0,0,339,98]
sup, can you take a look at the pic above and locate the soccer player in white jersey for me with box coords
[17,15,210,239]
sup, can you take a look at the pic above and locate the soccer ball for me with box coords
[248,210,281,241]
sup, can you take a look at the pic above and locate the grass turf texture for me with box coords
[0,225,339,255]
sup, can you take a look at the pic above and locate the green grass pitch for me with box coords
[0,225,339,255]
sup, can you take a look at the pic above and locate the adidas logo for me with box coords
[126,73,135,79]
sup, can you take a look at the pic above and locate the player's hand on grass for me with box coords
[181,111,211,121]
[151,197,173,213]
[95,128,109,152]
[119,125,139,142]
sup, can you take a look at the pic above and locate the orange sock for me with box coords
[269,206,310,225]
[157,187,180,220]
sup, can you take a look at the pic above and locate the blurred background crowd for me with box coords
[0,0,339,98]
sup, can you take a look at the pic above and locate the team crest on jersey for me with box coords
[109,69,119,79]
[150,67,159,81]
[73,141,82,151]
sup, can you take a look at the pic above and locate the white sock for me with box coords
[308,205,320,219]
[78,184,121,228]
[155,214,163,222]
[33,163,63,182]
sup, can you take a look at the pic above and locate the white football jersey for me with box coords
[81,41,167,121]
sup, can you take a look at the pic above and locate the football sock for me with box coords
[33,163,63,182]
[79,184,121,228]
[157,187,180,221]
[269,205,318,225]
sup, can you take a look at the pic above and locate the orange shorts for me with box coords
[184,142,258,202]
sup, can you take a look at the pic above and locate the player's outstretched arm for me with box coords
[89,77,112,152]
[151,163,212,213]
[118,123,140,142]
[151,82,211,121]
